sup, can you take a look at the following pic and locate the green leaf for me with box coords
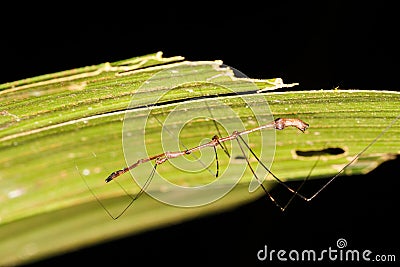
[0,52,399,266]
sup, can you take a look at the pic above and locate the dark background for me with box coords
[2,2,398,266]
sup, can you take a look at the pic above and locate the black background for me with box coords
[2,2,399,266]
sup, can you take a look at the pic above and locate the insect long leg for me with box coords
[112,163,158,220]
[235,134,285,211]
[116,163,158,219]
[78,164,121,219]
[211,134,234,178]
[212,143,219,178]
[237,134,309,202]
[210,118,230,158]
[282,156,321,210]
[205,99,231,158]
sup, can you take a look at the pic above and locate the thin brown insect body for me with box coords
[105,118,309,183]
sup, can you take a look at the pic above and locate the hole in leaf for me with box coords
[295,147,345,157]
